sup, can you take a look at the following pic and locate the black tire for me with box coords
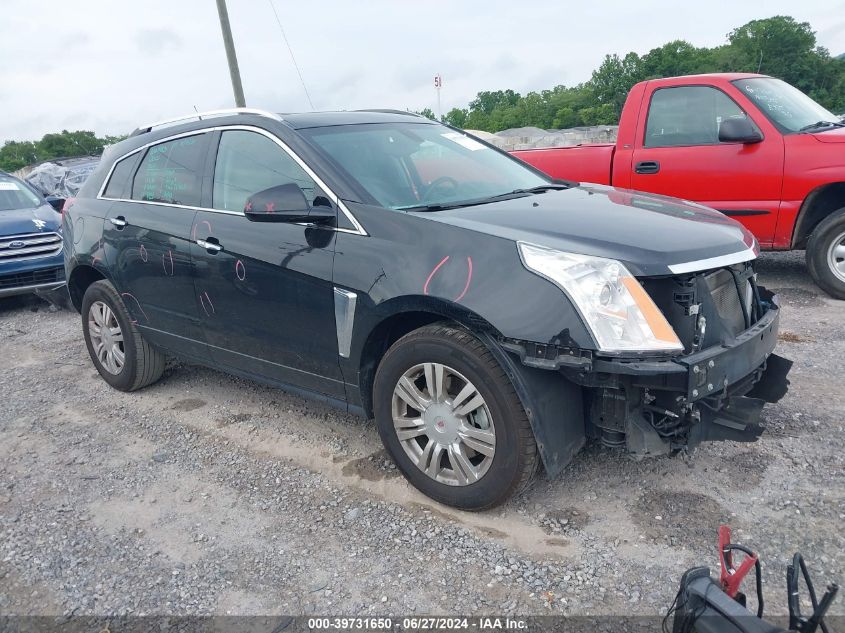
[373,323,539,511]
[806,207,845,300]
[81,280,165,391]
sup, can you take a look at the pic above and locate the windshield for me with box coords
[732,77,840,133]
[0,176,43,211]
[302,122,550,210]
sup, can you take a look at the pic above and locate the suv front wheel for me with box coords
[373,323,539,510]
[81,280,165,391]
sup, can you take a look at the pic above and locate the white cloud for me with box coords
[1,0,842,141]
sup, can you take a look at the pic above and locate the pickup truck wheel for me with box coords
[373,323,539,510]
[806,207,845,300]
[81,280,165,391]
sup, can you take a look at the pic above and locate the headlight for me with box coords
[517,242,683,353]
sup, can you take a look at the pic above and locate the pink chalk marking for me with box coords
[423,256,450,295]
[265,202,275,213]
[139,244,148,262]
[162,249,174,276]
[245,201,253,212]
[191,219,213,241]
[235,259,246,281]
[199,291,215,317]
[120,292,148,323]
[423,255,474,303]
[454,256,473,302]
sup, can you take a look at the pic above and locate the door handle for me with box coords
[109,216,127,228]
[196,238,223,253]
[634,160,660,174]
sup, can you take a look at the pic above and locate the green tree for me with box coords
[588,52,643,117]
[0,130,126,172]
[443,108,469,128]
[0,141,40,172]
[38,130,104,158]
[416,108,436,121]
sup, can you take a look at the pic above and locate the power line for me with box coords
[267,0,315,110]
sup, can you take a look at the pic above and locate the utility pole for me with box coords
[215,0,246,107]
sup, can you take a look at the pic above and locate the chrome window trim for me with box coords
[668,245,759,274]
[96,124,368,236]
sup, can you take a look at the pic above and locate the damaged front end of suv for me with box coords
[499,243,791,466]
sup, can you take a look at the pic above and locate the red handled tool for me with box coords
[718,525,763,617]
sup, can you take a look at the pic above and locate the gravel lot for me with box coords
[1,251,842,618]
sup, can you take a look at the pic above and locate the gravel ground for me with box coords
[0,251,842,618]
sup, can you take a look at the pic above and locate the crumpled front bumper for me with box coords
[587,292,791,448]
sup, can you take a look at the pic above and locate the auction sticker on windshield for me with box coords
[0,182,20,190]
[441,132,486,151]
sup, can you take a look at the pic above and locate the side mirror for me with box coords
[243,183,335,225]
[719,118,763,144]
[45,196,65,212]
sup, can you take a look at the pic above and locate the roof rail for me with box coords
[129,108,283,137]
[354,109,425,118]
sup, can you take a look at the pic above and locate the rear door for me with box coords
[102,132,211,360]
[189,128,344,398]
[630,84,784,246]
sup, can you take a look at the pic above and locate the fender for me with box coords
[477,331,586,477]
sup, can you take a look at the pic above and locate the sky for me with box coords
[1,0,844,142]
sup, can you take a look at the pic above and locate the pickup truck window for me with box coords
[644,86,750,148]
[732,77,840,134]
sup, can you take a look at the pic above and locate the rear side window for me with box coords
[131,134,208,206]
[644,86,752,148]
[102,155,138,199]
[212,130,320,212]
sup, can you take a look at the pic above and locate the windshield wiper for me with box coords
[799,120,845,132]
[512,183,574,194]
[476,183,574,203]
[398,202,467,212]
[398,183,574,212]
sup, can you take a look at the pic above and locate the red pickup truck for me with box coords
[513,73,845,298]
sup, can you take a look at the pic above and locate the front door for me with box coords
[102,132,211,360]
[630,85,784,246]
[190,128,344,398]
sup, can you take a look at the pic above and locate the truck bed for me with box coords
[512,144,615,185]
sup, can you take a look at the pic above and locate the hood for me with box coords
[420,184,756,276]
[0,204,62,237]
[811,127,845,143]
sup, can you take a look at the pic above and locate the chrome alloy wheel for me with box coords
[827,230,845,283]
[88,300,125,375]
[391,363,496,486]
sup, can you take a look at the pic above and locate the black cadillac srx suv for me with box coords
[64,108,791,510]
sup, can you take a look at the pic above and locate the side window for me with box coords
[102,154,138,199]
[212,130,320,212]
[130,134,207,206]
[644,86,753,148]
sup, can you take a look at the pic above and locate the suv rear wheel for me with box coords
[806,207,845,300]
[81,280,165,391]
[373,323,538,510]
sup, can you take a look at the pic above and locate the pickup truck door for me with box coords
[630,84,784,246]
